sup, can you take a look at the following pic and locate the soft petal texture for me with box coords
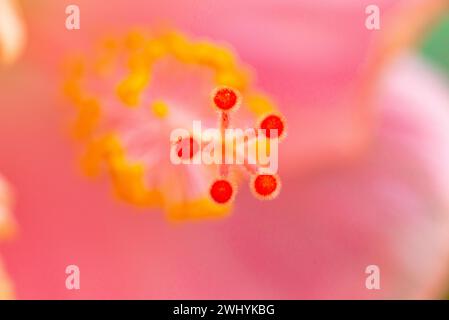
[0,258,14,299]
[0,0,26,65]
[0,175,15,299]
[0,176,13,236]
[0,0,449,299]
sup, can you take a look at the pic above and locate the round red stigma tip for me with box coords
[253,174,279,198]
[260,114,285,139]
[213,87,238,111]
[176,136,199,160]
[210,179,233,204]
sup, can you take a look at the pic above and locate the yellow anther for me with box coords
[92,38,119,75]
[193,42,220,66]
[167,197,230,220]
[144,38,167,60]
[63,79,82,103]
[246,93,277,116]
[215,69,249,91]
[128,51,152,71]
[116,71,149,106]
[110,159,162,206]
[199,44,236,71]
[151,100,169,118]
[73,97,101,139]
[125,31,146,51]
[99,37,119,51]
[164,32,192,61]
[81,135,122,176]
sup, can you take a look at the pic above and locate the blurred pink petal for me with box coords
[0,175,15,299]
[0,174,15,239]
[0,258,14,299]
[0,0,448,300]
[0,0,26,65]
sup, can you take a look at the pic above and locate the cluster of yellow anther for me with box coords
[115,31,252,108]
[63,30,279,219]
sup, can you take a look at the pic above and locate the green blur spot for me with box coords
[419,12,449,78]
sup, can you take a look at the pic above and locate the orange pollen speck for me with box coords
[214,87,238,111]
[253,174,278,197]
[260,114,285,139]
[210,179,233,204]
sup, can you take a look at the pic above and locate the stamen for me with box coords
[259,114,286,139]
[210,179,234,204]
[64,30,285,219]
[251,174,280,200]
[151,100,169,119]
[213,87,239,111]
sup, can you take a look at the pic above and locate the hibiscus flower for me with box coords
[0,0,449,299]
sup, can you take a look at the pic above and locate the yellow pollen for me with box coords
[116,71,149,107]
[247,94,277,116]
[151,100,169,118]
